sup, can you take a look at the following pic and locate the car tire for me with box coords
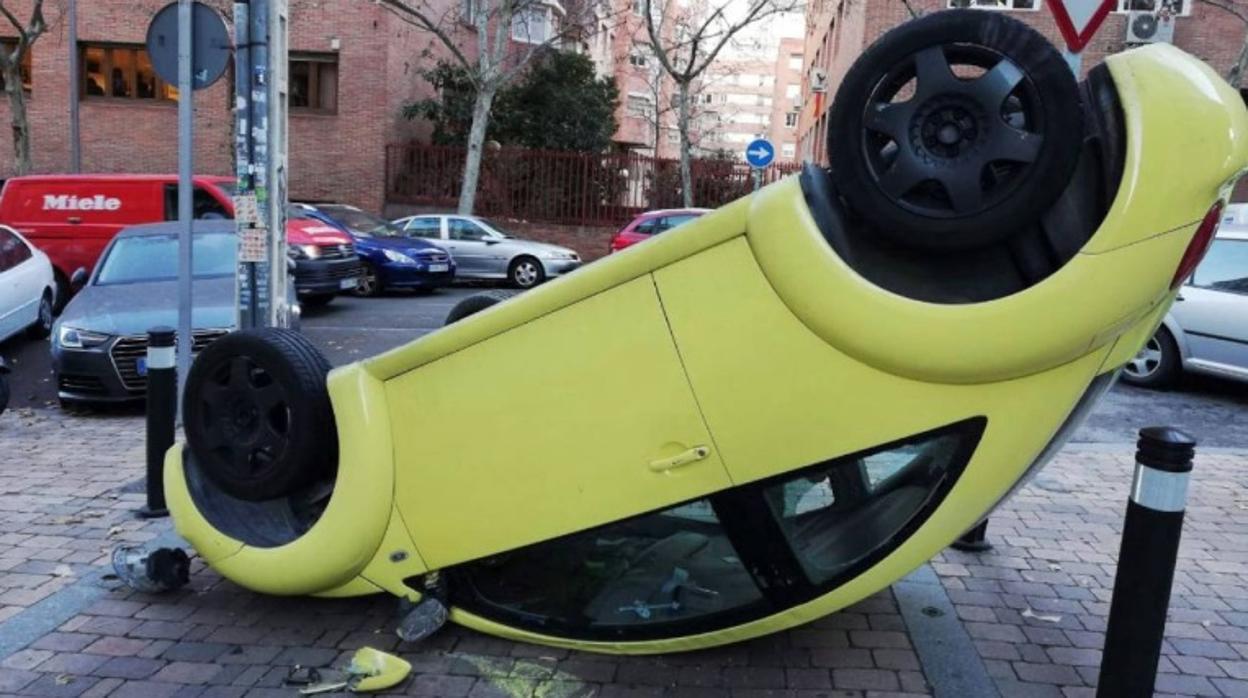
[1121,327,1181,390]
[26,291,54,339]
[183,328,338,501]
[827,9,1083,250]
[509,256,545,289]
[302,293,335,308]
[52,270,70,313]
[445,290,520,325]
[354,263,383,298]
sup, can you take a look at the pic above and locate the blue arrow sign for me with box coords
[745,138,775,169]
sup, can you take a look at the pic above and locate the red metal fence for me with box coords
[385,144,802,226]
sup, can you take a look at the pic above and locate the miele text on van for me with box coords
[41,195,123,212]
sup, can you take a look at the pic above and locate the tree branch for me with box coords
[377,0,481,87]
[1198,0,1248,24]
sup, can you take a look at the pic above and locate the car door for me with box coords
[1173,237,1248,374]
[445,218,496,276]
[0,227,39,340]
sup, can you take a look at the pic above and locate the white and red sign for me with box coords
[42,194,122,212]
[1047,0,1117,53]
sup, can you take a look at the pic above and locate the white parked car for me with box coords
[1123,218,1248,388]
[0,224,55,344]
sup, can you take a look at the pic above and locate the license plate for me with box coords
[428,264,449,272]
[136,357,147,377]
[340,277,358,290]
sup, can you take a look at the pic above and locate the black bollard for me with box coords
[1096,427,1196,698]
[951,519,993,552]
[137,326,176,519]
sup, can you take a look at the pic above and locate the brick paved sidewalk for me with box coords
[1,408,1246,697]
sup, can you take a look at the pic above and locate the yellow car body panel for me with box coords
[166,43,1248,654]
[386,275,732,569]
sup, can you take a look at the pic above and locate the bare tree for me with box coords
[639,0,800,206]
[0,1,48,175]
[380,0,617,214]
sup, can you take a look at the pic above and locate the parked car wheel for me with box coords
[1121,327,1180,389]
[302,293,336,308]
[183,329,338,501]
[509,256,546,289]
[26,291,54,339]
[827,9,1082,250]
[445,290,520,325]
[355,263,383,298]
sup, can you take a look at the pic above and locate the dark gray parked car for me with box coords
[51,221,244,406]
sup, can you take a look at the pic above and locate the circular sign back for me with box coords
[146,2,231,91]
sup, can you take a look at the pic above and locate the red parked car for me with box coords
[608,208,710,253]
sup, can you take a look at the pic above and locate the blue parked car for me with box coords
[289,203,455,297]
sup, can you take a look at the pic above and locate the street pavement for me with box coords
[0,286,1246,697]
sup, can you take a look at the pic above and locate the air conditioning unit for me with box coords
[1126,11,1175,44]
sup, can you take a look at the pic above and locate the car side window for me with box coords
[1190,239,1248,295]
[665,215,697,231]
[450,498,767,640]
[634,218,658,235]
[449,218,490,241]
[163,185,231,220]
[406,218,442,239]
[0,229,31,270]
[0,228,20,272]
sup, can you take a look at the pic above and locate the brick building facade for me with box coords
[796,0,1248,165]
[0,0,469,212]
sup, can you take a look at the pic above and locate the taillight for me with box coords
[1171,202,1223,289]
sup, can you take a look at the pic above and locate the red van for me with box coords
[0,174,358,306]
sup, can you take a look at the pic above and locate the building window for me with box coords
[512,6,555,44]
[633,0,644,14]
[0,39,32,92]
[629,53,647,67]
[785,84,800,100]
[785,111,798,128]
[788,54,802,70]
[290,53,338,113]
[702,93,714,104]
[626,94,653,118]
[946,0,1040,10]
[1116,0,1189,14]
[461,0,483,24]
[782,143,796,158]
[81,44,174,101]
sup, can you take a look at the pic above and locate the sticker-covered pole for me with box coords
[175,0,194,413]
[1096,426,1195,697]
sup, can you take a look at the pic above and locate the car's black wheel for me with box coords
[26,291,54,339]
[302,293,335,308]
[183,329,337,501]
[1121,327,1181,390]
[509,256,545,289]
[52,270,70,313]
[827,9,1082,250]
[354,263,383,298]
[445,290,520,325]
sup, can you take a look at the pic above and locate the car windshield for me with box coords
[477,219,514,238]
[320,206,404,238]
[95,233,236,285]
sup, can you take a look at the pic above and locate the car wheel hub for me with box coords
[1125,338,1163,377]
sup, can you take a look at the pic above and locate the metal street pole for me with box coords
[176,0,194,412]
[67,0,80,172]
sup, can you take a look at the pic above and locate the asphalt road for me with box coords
[3,287,1246,447]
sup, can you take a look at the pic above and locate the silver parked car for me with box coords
[392,214,580,289]
[1122,222,1248,388]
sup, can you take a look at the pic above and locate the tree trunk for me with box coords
[458,85,498,215]
[1229,29,1248,88]
[676,80,693,208]
[5,64,31,175]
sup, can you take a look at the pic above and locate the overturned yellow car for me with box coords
[164,12,1246,654]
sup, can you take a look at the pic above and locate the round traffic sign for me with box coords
[146,2,231,91]
[745,138,776,169]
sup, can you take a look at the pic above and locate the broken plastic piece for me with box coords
[396,596,448,643]
[110,545,190,593]
[347,647,412,692]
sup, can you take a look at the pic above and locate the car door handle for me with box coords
[67,216,82,224]
[649,446,711,472]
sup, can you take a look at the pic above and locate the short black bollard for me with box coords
[1096,426,1196,698]
[137,327,176,519]
[951,519,993,552]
